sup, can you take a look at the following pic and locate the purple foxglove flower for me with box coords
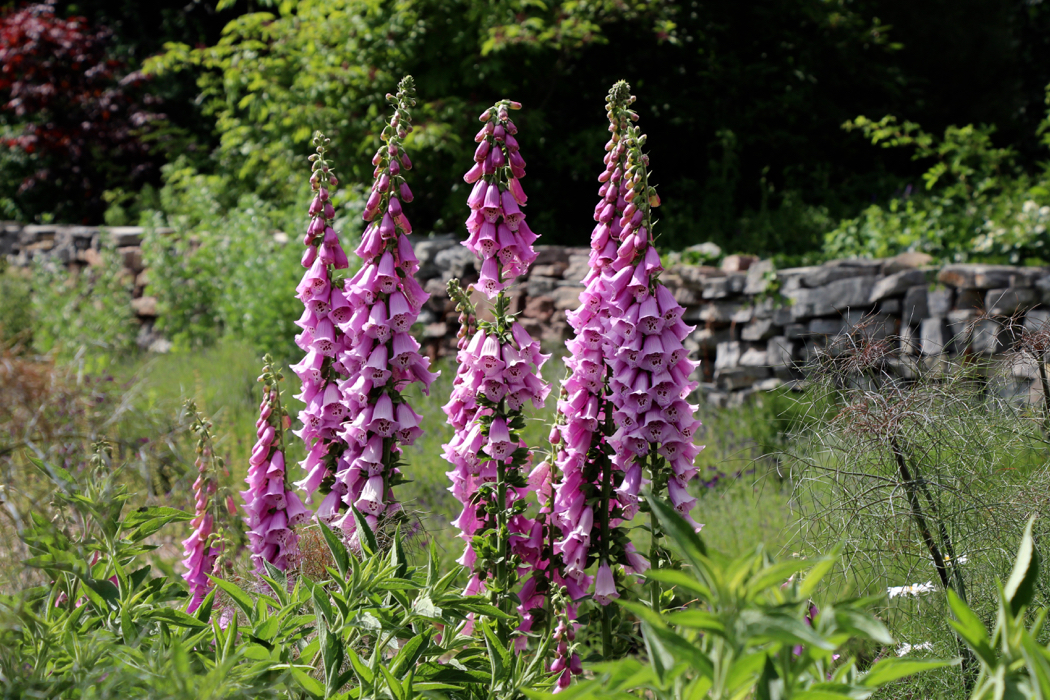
[593,562,619,606]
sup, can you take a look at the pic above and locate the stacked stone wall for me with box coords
[7,223,1050,405]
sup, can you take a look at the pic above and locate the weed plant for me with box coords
[781,321,1050,697]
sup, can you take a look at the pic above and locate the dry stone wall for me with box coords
[7,222,1050,406]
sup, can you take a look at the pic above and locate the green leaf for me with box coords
[746,559,814,597]
[833,609,894,645]
[146,607,209,628]
[644,569,712,601]
[346,646,374,685]
[755,654,782,700]
[194,588,216,622]
[481,621,512,683]
[1004,516,1040,616]
[390,524,408,579]
[208,576,256,622]
[799,550,840,598]
[292,668,325,699]
[253,615,280,641]
[861,658,958,687]
[643,490,708,572]
[380,665,405,700]
[390,632,428,676]
[123,506,192,529]
[665,609,726,635]
[319,521,350,579]
[350,505,378,556]
[740,610,836,651]
[947,589,997,665]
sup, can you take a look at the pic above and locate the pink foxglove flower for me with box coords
[181,403,228,613]
[241,357,311,574]
[445,100,551,645]
[550,84,640,613]
[328,76,438,544]
[598,83,705,539]
[292,133,352,519]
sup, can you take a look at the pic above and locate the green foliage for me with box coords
[946,518,1050,700]
[142,165,306,358]
[0,265,32,348]
[826,114,1050,262]
[0,444,293,699]
[531,494,955,700]
[30,243,137,358]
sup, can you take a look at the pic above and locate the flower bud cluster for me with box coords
[462,101,537,297]
[241,357,310,574]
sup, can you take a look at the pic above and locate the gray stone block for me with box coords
[791,276,876,320]
[739,348,769,367]
[902,286,929,325]
[526,276,557,297]
[1024,309,1050,333]
[802,266,859,288]
[731,306,754,324]
[741,318,776,341]
[726,273,746,294]
[767,336,794,368]
[869,269,927,302]
[880,299,901,315]
[809,318,845,336]
[985,287,1038,316]
[702,277,731,299]
[689,327,732,353]
[900,324,920,355]
[939,264,1017,290]
[947,309,979,348]
[698,301,743,324]
[744,260,774,294]
[927,288,953,316]
[971,318,1002,354]
[784,323,808,339]
[714,341,742,370]
[772,306,793,325]
[434,245,477,280]
[715,365,770,390]
[921,318,950,355]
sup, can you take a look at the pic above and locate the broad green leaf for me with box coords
[147,607,209,628]
[319,521,350,578]
[799,549,840,598]
[390,632,428,676]
[208,576,256,621]
[665,609,726,635]
[350,505,378,556]
[644,569,712,600]
[644,491,708,572]
[380,665,405,700]
[755,654,782,700]
[390,524,408,579]
[740,610,836,650]
[346,646,374,685]
[481,621,512,683]
[292,668,325,698]
[1004,517,1040,616]
[861,658,958,687]
[253,615,280,641]
[834,609,894,645]
[947,589,997,665]
[746,559,813,598]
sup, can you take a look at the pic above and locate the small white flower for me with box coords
[944,554,968,566]
[887,581,936,599]
[896,641,934,656]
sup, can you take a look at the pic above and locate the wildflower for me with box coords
[328,76,438,543]
[887,581,936,598]
[445,99,550,642]
[292,133,351,515]
[896,641,935,656]
[181,403,227,613]
[241,357,310,574]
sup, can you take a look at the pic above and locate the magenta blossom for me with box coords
[181,404,228,614]
[241,358,310,574]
